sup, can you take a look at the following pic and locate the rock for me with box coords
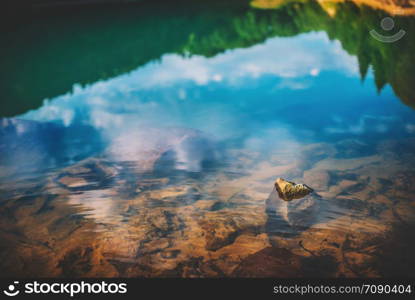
[275,178,313,201]
[266,188,319,232]
[277,195,318,229]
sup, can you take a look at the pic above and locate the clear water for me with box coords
[1,0,415,277]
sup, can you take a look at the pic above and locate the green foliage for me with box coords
[0,0,414,117]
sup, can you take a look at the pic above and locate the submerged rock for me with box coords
[275,178,313,201]
[266,188,319,231]
[277,196,318,229]
[266,178,318,232]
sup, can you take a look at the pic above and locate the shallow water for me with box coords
[1,0,415,277]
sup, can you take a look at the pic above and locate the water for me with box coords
[1,0,415,277]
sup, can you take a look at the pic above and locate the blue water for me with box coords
[0,33,411,177]
[1,30,415,277]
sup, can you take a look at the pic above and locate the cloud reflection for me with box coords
[11,32,403,176]
[20,32,358,137]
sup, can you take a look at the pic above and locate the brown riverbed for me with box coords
[1,136,414,277]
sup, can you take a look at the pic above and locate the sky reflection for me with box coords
[1,32,412,176]
[21,33,358,130]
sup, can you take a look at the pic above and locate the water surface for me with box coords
[1,0,415,277]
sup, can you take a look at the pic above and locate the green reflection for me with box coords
[0,0,414,117]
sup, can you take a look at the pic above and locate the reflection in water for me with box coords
[1,0,415,117]
[1,0,415,277]
[0,118,104,176]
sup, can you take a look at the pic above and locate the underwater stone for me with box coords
[275,178,313,201]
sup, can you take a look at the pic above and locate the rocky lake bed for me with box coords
[1,134,414,277]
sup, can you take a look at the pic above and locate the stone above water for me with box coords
[275,178,313,201]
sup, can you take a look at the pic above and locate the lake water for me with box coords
[1,0,415,277]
